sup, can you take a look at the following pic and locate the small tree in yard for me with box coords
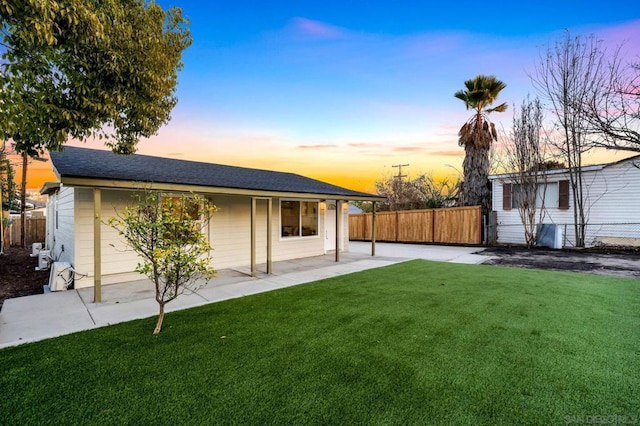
[504,96,549,248]
[108,192,216,334]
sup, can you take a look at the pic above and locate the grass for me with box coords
[1,260,638,425]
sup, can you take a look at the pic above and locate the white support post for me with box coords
[93,188,102,303]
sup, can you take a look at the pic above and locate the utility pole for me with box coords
[392,163,409,180]
[0,140,5,254]
[20,152,27,248]
[391,164,409,211]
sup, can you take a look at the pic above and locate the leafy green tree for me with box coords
[454,75,507,213]
[1,0,191,246]
[0,146,18,211]
[0,0,192,155]
[108,192,216,334]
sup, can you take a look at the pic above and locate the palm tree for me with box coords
[454,75,507,213]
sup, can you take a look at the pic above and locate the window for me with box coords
[160,195,203,242]
[162,196,201,221]
[281,200,318,238]
[538,183,558,208]
[504,180,569,210]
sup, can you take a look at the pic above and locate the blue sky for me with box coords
[59,0,640,192]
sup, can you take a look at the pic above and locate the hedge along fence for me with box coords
[349,206,482,245]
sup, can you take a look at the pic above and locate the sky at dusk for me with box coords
[16,0,640,192]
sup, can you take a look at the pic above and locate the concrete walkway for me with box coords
[0,242,488,348]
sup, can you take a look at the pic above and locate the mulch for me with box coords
[0,247,50,309]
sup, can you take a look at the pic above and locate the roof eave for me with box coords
[40,181,61,195]
[59,176,386,202]
[489,164,606,180]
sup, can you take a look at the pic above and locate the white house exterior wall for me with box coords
[72,189,147,287]
[492,176,576,246]
[44,190,57,251]
[55,190,351,287]
[206,196,349,269]
[47,185,76,267]
[491,159,640,247]
[581,160,640,246]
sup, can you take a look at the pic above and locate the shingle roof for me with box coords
[49,146,380,199]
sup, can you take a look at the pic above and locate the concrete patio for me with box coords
[0,242,489,348]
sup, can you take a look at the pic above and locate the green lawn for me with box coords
[1,260,638,425]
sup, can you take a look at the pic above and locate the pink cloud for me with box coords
[430,150,464,157]
[289,17,346,39]
[297,144,338,150]
[597,20,640,56]
[393,146,425,152]
[347,142,383,149]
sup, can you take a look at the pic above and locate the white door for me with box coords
[324,202,336,252]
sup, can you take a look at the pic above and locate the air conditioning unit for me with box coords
[536,224,563,249]
[36,250,52,271]
[49,262,74,291]
[30,242,43,257]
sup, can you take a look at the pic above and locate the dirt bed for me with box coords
[0,247,50,309]
[478,246,640,279]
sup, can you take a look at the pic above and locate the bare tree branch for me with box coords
[531,31,608,247]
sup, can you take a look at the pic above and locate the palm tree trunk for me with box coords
[461,142,491,213]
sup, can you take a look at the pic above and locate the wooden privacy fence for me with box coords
[8,217,46,247]
[349,206,482,245]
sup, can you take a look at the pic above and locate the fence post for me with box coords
[487,211,498,245]
[395,210,399,242]
[371,202,376,256]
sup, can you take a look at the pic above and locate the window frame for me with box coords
[504,180,569,211]
[279,199,320,239]
[161,194,202,222]
[160,193,206,239]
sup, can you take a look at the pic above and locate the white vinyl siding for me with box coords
[49,189,353,287]
[207,195,253,269]
[44,190,57,251]
[581,160,640,246]
[491,158,640,247]
[208,196,327,270]
[73,189,148,287]
[49,185,75,266]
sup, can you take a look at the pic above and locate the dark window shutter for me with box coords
[559,180,570,209]
[503,183,512,211]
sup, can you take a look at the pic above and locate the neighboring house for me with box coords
[489,155,640,248]
[41,146,383,291]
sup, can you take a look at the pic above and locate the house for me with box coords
[489,155,640,248]
[41,146,384,297]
